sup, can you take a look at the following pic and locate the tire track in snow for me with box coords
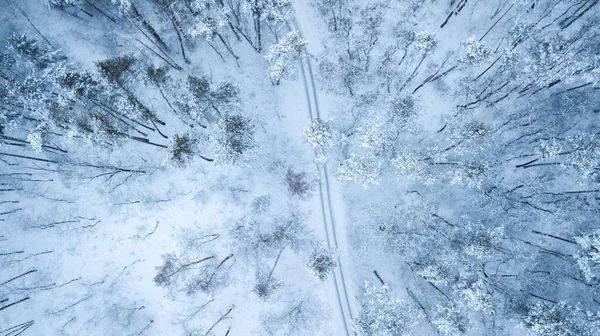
[292,18,357,336]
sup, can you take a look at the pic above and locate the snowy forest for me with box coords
[1,0,600,335]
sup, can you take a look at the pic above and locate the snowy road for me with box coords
[291,14,358,336]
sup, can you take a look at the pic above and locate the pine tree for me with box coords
[165,133,198,167]
[214,115,255,164]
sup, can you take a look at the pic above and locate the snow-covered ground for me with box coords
[3,0,600,335]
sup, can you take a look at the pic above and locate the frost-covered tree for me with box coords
[261,299,326,336]
[303,117,341,149]
[354,282,422,336]
[454,279,494,314]
[522,302,600,336]
[458,36,492,66]
[574,231,600,283]
[312,0,351,33]
[253,249,285,300]
[245,0,294,53]
[265,29,307,84]
[7,34,66,69]
[564,133,599,180]
[253,266,283,299]
[189,15,239,62]
[357,119,397,158]
[391,149,432,184]
[431,303,469,336]
[0,35,140,148]
[388,95,416,129]
[41,0,83,7]
[231,209,310,257]
[154,234,233,296]
[111,0,132,12]
[306,244,337,281]
[414,263,453,287]
[337,153,381,187]
[455,220,505,260]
